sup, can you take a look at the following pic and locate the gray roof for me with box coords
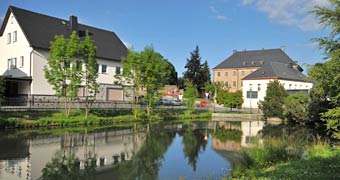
[213,48,308,81]
[213,49,298,69]
[243,62,308,81]
[0,6,127,61]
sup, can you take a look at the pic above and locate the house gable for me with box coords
[1,6,127,61]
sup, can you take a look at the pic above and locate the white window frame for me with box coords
[12,57,17,69]
[20,56,24,68]
[8,59,11,69]
[13,31,17,42]
[7,33,11,44]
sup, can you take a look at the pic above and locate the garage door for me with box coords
[107,88,124,101]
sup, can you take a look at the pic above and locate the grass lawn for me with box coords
[228,143,340,180]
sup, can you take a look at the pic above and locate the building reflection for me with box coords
[211,120,265,152]
[0,127,146,180]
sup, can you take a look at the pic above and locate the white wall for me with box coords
[242,79,313,108]
[0,12,33,78]
[33,50,123,97]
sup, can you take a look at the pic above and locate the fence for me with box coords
[0,95,197,111]
[0,95,133,111]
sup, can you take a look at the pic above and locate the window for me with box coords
[225,72,228,76]
[217,72,220,76]
[225,81,229,87]
[13,31,17,42]
[8,59,11,69]
[289,84,292,89]
[101,64,107,73]
[241,71,245,76]
[116,67,121,75]
[233,71,237,76]
[241,81,243,87]
[257,84,261,91]
[10,16,14,24]
[233,81,236,87]
[7,33,11,44]
[12,58,17,68]
[247,91,258,98]
[20,56,24,68]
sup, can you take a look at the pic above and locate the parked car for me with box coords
[170,99,181,106]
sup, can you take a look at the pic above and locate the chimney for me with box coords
[280,45,286,52]
[70,15,78,34]
[233,50,237,54]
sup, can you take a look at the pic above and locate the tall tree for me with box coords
[200,60,211,91]
[119,49,143,118]
[259,80,287,119]
[80,32,98,118]
[119,46,171,117]
[183,46,210,94]
[44,32,83,117]
[309,1,340,138]
[141,46,171,116]
[164,60,178,85]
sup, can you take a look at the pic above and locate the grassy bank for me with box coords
[229,144,340,179]
[227,124,340,179]
[0,109,212,129]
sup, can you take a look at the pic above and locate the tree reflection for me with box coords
[113,125,176,180]
[180,128,208,171]
[39,150,96,180]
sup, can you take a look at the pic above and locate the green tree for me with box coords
[164,60,178,85]
[119,46,171,117]
[200,60,211,90]
[309,1,340,138]
[184,81,198,110]
[80,32,98,118]
[284,92,309,126]
[216,90,243,111]
[119,49,143,118]
[183,46,210,95]
[259,80,287,119]
[44,32,83,117]
[141,47,171,116]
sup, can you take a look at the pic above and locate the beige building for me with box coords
[213,48,313,108]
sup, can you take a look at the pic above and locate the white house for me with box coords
[213,48,313,109]
[0,6,128,101]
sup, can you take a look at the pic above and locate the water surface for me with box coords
[0,121,265,180]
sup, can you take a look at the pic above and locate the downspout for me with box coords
[29,49,34,107]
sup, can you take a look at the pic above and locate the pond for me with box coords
[0,120,265,180]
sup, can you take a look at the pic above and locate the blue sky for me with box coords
[0,0,330,76]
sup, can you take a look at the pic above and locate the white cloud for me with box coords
[209,5,229,21]
[242,0,330,31]
[123,41,133,49]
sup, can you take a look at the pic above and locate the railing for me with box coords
[0,95,205,111]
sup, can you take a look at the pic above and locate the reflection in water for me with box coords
[39,150,96,180]
[0,120,266,180]
[180,128,208,171]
